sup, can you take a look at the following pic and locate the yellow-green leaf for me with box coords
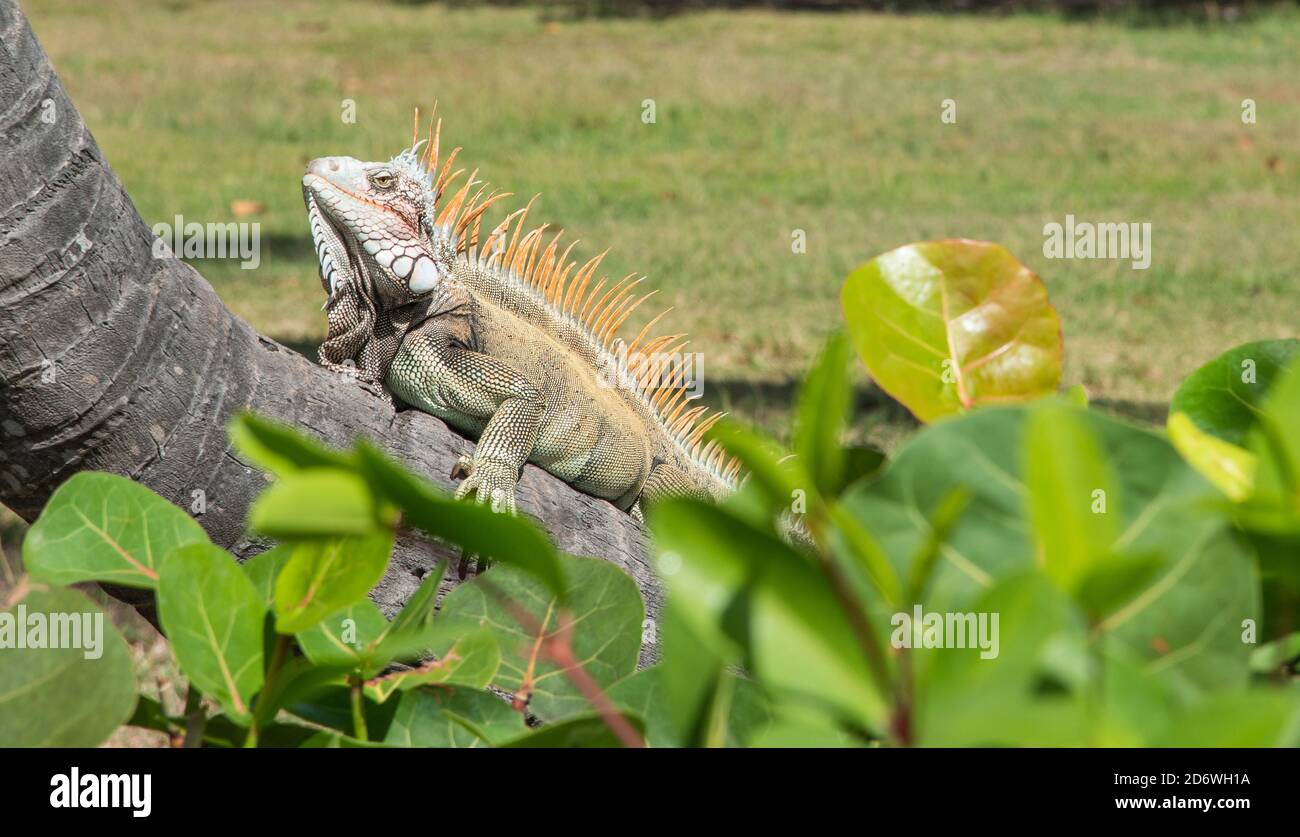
[842,240,1062,423]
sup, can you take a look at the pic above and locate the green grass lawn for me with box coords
[25,0,1300,440]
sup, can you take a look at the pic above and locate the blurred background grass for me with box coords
[22,0,1300,443]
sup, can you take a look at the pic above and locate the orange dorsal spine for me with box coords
[416,120,738,483]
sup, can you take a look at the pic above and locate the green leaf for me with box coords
[1168,339,1300,446]
[229,411,354,476]
[1073,552,1166,623]
[499,713,646,748]
[748,716,861,747]
[794,333,853,498]
[298,730,397,748]
[1166,412,1256,502]
[242,545,292,606]
[251,656,352,730]
[197,713,339,748]
[841,405,1259,696]
[607,666,678,748]
[842,240,1062,423]
[23,471,209,589]
[1153,692,1300,747]
[657,600,741,746]
[0,585,138,746]
[1245,357,1300,520]
[840,446,887,491]
[355,443,566,597]
[250,468,391,538]
[724,672,778,746]
[361,563,452,679]
[272,533,394,634]
[295,599,390,671]
[383,687,526,747]
[706,420,809,513]
[435,552,644,722]
[386,562,446,639]
[257,723,344,748]
[126,695,180,737]
[608,660,773,749]
[366,629,501,701]
[282,683,399,740]
[157,543,266,723]
[827,501,903,607]
[300,568,479,691]
[1249,632,1300,673]
[1093,648,1177,747]
[914,573,1089,746]
[649,497,889,732]
[1024,402,1120,595]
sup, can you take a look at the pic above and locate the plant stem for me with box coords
[891,649,915,747]
[806,506,893,696]
[180,683,205,748]
[243,633,291,749]
[350,675,368,741]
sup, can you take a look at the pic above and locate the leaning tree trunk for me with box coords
[0,1,660,643]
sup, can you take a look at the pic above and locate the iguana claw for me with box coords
[452,456,519,515]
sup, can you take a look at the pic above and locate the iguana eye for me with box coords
[371,171,394,189]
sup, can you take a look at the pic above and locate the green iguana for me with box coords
[302,120,739,519]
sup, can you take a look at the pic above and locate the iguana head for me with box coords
[302,147,450,305]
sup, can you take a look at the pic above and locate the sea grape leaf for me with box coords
[0,585,138,746]
[157,543,266,724]
[607,663,772,749]
[841,240,1062,423]
[272,533,394,634]
[1024,402,1120,594]
[1243,357,1300,531]
[23,471,208,589]
[383,687,525,748]
[747,714,861,747]
[794,332,854,498]
[283,684,399,741]
[1169,339,1300,446]
[242,545,292,606]
[499,713,646,748]
[229,411,355,476]
[607,666,678,748]
[295,599,391,671]
[841,405,1258,697]
[365,629,500,702]
[434,553,643,722]
[1167,412,1256,502]
[649,498,889,733]
[914,573,1089,746]
[1153,692,1300,747]
[249,468,390,538]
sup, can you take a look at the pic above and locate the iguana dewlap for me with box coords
[301,125,737,518]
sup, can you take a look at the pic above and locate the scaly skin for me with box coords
[301,135,737,517]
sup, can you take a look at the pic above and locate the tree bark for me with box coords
[0,1,660,657]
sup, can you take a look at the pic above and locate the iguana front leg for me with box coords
[388,328,544,515]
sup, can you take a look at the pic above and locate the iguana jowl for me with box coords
[302,124,738,518]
